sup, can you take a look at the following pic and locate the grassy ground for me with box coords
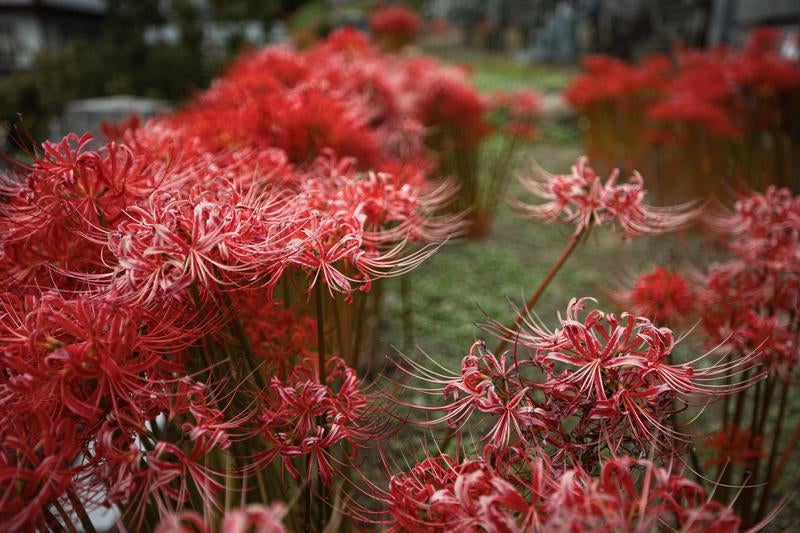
[430,48,577,94]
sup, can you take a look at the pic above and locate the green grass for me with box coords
[288,0,332,33]
[429,49,577,93]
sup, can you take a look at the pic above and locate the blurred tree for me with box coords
[212,0,281,29]
[0,0,313,149]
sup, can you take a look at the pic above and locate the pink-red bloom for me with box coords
[619,267,696,325]
[370,6,420,50]
[512,157,700,236]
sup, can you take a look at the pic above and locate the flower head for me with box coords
[512,157,700,236]
[370,6,420,50]
[255,357,372,486]
[619,267,696,325]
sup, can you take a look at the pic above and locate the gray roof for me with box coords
[65,95,171,114]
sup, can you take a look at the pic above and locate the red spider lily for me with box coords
[92,435,226,529]
[254,357,373,487]
[544,457,740,532]
[0,409,84,531]
[386,455,530,532]
[300,154,461,245]
[488,89,541,140]
[702,425,766,469]
[279,155,459,298]
[512,157,701,236]
[155,504,287,533]
[412,62,491,151]
[0,292,198,425]
[4,133,157,226]
[705,186,800,273]
[721,311,796,374]
[564,54,670,111]
[647,94,740,139]
[0,133,177,290]
[618,267,696,325]
[395,298,761,467]
[380,452,740,532]
[481,297,762,452]
[101,182,296,305]
[647,49,740,139]
[728,28,800,127]
[697,263,768,337]
[369,6,420,50]
[235,290,317,375]
[390,340,550,450]
[698,187,799,381]
[85,374,246,528]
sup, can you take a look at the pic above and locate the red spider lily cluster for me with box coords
[386,296,757,531]
[369,5,421,51]
[617,267,696,326]
[155,504,286,533]
[382,455,738,532]
[2,23,795,532]
[255,357,372,487]
[404,298,759,455]
[367,155,762,532]
[158,26,538,237]
[613,185,800,527]
[0,29,486,532]
[696,187,800,526]
[566,28,800,200]
[488,89,541,141]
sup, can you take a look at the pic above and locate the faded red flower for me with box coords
[621,267,696,324]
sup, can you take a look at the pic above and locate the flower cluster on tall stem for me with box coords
[695,187,799,526]
[372,451,740,531]
[566,28,800,198]
[399,298,760,462]
[495,156,700,354]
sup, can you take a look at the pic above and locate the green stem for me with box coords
[495,228,586,355]
[351,291,369,369]
[400,275,414,351]
[757,377,790,519]
[315,283,326,385]
[716,367,751,504]
[66,488,96,533]
[332,295,344,356]
[487,135,520,210]
[770,411,800,494]
[52,499,78,533]
[366,280,384,375]
[304,457,312,533]
[738,378,763,521]
[745,373,777,523]
[314,283,327,529]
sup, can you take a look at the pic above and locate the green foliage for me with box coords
[540,120,580,145]
[288,0,331,33]
[211,0,281,27]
